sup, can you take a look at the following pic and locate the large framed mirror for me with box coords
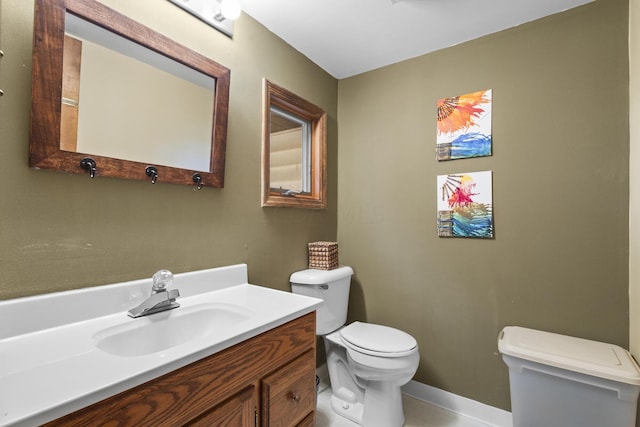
[262,80,327,209]
[30,0,231,188]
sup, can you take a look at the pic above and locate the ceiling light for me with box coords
[167,0,240,38]
[215,0,241,21]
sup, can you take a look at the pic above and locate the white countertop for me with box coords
[0,264,321,426]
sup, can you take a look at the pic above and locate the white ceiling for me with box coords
[239,0,595,79]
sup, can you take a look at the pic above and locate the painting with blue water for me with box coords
[437,171,493,238]
[436,89,492,161]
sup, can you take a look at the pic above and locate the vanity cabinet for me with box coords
[44,312,316,427]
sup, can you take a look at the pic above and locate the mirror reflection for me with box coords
[262,79,327,209]
[269,106,311,194]
[62,13,215,172]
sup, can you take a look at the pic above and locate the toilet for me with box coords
[290,266,419,427]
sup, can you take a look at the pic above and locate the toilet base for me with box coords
[330,393,364,425]
[329,381,405,427]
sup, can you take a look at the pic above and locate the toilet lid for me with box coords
[340,322,417,356]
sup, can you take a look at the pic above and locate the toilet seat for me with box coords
[340,322,417,358]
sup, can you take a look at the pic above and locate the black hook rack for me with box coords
[145,166,158,184]
[192,173,203,190]
[80,157,96,178]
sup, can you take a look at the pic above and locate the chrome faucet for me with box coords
[128,270,180,318]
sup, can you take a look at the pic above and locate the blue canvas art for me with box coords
[437,171,494,238]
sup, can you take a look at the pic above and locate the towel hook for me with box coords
[145,166,158,184]
[80,157,96,179]
[192,173,203,190]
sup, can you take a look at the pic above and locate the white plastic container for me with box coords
[498,326,640,427]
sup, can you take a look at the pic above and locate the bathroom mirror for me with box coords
[262,80,327,209]
[30,0,231,187]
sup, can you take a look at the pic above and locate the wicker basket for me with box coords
[308,241,339,270]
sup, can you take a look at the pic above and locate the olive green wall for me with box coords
[1,0,632,415]
[0,0,338,300]
[337,0,629,411]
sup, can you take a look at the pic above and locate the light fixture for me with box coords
[167,0,241,38]
[214,0,241,21]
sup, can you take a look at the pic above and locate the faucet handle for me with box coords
[152,269,173,292]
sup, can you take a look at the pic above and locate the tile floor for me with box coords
[315,386,493,427]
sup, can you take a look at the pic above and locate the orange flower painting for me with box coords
[436,89,492,161]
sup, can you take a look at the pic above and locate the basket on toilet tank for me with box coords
[498,326,640,427]
[308,241,339,270]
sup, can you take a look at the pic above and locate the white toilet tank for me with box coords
[290,266,353,335]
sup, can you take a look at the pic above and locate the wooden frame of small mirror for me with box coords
[262,80,327,209]
[30,0,231,188]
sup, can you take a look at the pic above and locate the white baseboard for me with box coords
[316,364,512,427]
[401,380,513,427]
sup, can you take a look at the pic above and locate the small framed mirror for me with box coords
[30,0,231,188]
[262,80,327,209]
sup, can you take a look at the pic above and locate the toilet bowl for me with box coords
[325,322,419,426]
[290,267,419,427]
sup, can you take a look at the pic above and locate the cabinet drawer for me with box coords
[261,349,315,427]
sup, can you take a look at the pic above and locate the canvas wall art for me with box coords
[437,171,493,238]
[436,89,492,161]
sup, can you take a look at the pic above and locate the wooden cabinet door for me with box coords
[186,385,256,427]
[295,412,315,427]
[261,349,316,427]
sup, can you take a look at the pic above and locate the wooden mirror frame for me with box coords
[30,0,231,188]
[262,80,327,209]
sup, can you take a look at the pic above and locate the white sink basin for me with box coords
[94,303,253,357]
